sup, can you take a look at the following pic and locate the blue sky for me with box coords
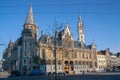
[0,0,120,59]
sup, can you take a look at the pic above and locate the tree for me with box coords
[47,18,63,80]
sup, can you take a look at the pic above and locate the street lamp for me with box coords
[54,31,57,80]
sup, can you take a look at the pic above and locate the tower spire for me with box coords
[92,40,96,49]
[78,15,83,26]
[25,4,34,24]
[77,16,85,43]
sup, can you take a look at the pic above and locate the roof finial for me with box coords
[25,4,34,24]
[92,40,96,46]
[78,15,82,22]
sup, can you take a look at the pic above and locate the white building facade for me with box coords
[96,51,106,72]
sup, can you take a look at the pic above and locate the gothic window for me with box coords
[74,52,77,58]
[64,51,68,58]
[78,61,81,65]
[79,53,81,59]
[24,59,26,64]
[25,43,27,49]
[42,49,45,58]
[70,53,73,59]
[64,53,67,58]
[90,54,92,59]
[24,51,27,56]
[90,62,92,68]
[29,43,31,49]
[82,53,84,59]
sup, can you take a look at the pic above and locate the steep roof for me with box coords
[97,51,106,55]
[25,4,34,24]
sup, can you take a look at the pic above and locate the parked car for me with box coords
[10,70,21,77]
[28,70,43,76]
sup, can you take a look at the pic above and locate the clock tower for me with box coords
[77,16,85,43]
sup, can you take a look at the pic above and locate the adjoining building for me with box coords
[117,53,120,67]
[2,5,98,74]
[105,48,111,70]
[111,55,118,68]
[96,51,107,72]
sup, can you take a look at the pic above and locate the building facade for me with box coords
[37,8,97,74]
[2,5,98,74]
[2,5,39,74]
[111,55,118,68]
[96,51,106,72]
[105,48,111,70]
[117,53,120,67]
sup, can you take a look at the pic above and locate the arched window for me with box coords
[82,53,84,59]
[90,53,92,59]
[64,51,68,58]
[74,52,77,58]
[79,61,81,65]
[53,50,56,58]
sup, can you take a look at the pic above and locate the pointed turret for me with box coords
[92,40,96,49]
[22,4,38,40]
[25,4,34,24]
[78,16,83,27]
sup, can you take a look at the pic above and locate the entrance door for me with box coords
[64,61,69,74]
[70,61,74,71]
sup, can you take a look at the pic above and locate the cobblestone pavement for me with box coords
[0,72,120,80]
[0,72,10,78]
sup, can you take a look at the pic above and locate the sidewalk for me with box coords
[0,72,10,78]
[84,72,120,75]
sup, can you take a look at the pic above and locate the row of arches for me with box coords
[64,60,92,66]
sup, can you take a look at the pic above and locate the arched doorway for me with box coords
[70,61,74,71]
[64,61,69,74]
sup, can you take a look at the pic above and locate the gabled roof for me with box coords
[62,24,74,40]
[39,34,55,45]
[74,41,90,49]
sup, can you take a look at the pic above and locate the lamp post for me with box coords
[54,31,57,80]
